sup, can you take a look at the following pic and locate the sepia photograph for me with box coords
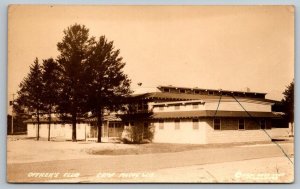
[7,5,294,183]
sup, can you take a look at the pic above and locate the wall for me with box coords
[205,118,272,144]
[153,103,205,113]
[152,100,272,113]
[205,101,272,112]
[26,123,88,140]
[152,118,206,144]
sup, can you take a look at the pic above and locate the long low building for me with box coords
[25,85,282,144]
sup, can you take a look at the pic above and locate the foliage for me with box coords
[281,80,294,123]
[56,24,94,141]
[85,35,132,142]
[16,58,44,140]
[41,58,61,140]
[121,124,154,144]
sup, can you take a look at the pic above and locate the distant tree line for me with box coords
[15,24,132,142]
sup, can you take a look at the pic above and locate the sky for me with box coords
[8,5,294,103]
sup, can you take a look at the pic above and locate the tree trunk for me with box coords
[97,110,102,143]
[290,122,294,136]
[48,109,51,141]
[37,110,40,141]
[72,113,77,142]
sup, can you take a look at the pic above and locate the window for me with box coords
[213,119,221,130]
[174,105,180,110]
[179,89,185,93]
[193,119,199,130]
[192,103,199,109]
[175,119,180,130]
[159,106,164,111]
[260,120,266,129]
[159,120,164,130]
[130,122,135,126]
[208,91,214,95]
[238,119,245,130]
[125,122,129,126]
[194,90,200,94]
[164,88,170,92]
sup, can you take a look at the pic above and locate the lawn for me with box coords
[85,141,274,155]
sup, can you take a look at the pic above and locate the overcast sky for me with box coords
[8,5,294,102]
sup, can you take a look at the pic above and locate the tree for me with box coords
[41,58,61,141]
[282,80,294,135]
[56,24,94,142]
[85,36,131,143]
[16,58,44,140]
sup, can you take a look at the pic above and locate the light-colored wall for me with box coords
[152,100,272,113]
[152,119,206,144]
[153,103,205,113]
[204,118,271,143]
[27,123,88,140]
[151,118,272,144]
[204,101,272,112]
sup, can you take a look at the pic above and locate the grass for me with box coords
[86,141,274,156]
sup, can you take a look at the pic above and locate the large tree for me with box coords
[16,58,44,140]
[282,80,294,135]
[56,24,94,142]
[41,58,61,141]
[85,36,131,142]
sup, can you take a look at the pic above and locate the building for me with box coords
[25,85,282,144]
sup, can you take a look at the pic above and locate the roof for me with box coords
[24,117,69,123]
[131,92,277,103]
[85,114,122,122]
[151,110,282,119]
[158,85,267,95]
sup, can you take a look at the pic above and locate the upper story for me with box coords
[129,85,276,114]
[149,98,274,113]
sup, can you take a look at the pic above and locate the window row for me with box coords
[213,119,267,130]
[157,119,268,130]
[158,103,200,111]
[158,119,200,130]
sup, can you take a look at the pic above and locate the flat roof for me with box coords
[158,85,267,95]
[131,92,277,103]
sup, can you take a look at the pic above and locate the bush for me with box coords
[121,124,154,144]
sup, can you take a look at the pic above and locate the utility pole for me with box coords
[11,93,15,135]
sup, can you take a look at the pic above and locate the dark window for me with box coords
[192,103,199,109]
[159,120,164,130]
[238,119,245,130]
[175,119,180,130]
[194,90,200,94]
[179,89,185,93]
[130,122,135,126]
[125,122,129,126]
[193,119,199,130]
[208,91,214,95]
[174,104,180,110]
[213,119,221,130]
[260,120,266,129]
[164,88,170,92]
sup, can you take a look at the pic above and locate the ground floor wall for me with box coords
[151,118,272,144]
[27,117,274,144]
[27,121,124,141]
[152,119,206,144]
